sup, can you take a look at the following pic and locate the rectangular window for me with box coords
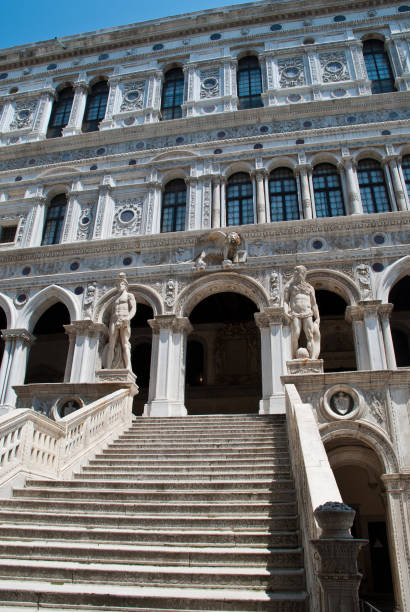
[0,225,17,244]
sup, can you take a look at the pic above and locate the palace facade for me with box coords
[0,0,409,610]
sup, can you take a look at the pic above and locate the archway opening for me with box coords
[326,439,395,610]
[131,303,153,415]
[186,291,260,414]
[25,302,70,383]
[0,307,6,370]
[388,275,410,367]
[316,290,356,372]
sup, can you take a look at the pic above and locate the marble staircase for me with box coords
[0,414,308,611]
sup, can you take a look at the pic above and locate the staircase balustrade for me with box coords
[0,388,133,495]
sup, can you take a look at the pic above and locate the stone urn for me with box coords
[314,501,356,539]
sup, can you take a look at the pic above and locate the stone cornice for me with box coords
[0,0,405,71]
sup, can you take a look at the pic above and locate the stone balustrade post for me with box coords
[312,502,367,612]
[64,321,107,383]
[0,329,35,406]
[297,164,313,219]
[144,315,192,417]
[254,307,289,414]
[62,79,89,137]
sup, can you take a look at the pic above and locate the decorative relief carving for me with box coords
[120,80,145,112]
[77,205,94,241]
[355,263,372,299]
[9,100,38,130]
[279,57,305,88]
[269,271,280,305]
[319,52,349,83]
[113,200,143,236]
[200,69,220,98]
[364,390,386,425]
[193,231,247,270]
[83,282,97,319]
[164,279,176,310]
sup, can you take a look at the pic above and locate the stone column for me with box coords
[32,90,55,138]
[182,63,197,117]
[64,321,107,383]
[379,303,397,370]
[144,71,162,123]
[254,307,288,414]
[186,177,199,230]
[312,502,368,612]
[0,329,35,406]
[222,59,238,112]
[341,157,363,215]
[345,305,370,371]
[144,315,192,417]
[359,301,387,370]
[386,156,408,211]
[62,79,89,137]
[212,176,222,228]
[22,191,47,247]
[92,176,116,239]
[381,474,410,612]
[145,180,162,235]
[99,77,119,130]
[254,170,267,224]
[297,164,313,219]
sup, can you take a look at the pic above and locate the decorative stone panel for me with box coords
[278,57,305,88]
[9,100,38,130]
[112,199,143,236]
[120,81,146,112]
[319,52,349,83]
[77,205,95,241]
[200,69,220,98]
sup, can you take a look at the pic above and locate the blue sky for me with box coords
[1,0,249,50]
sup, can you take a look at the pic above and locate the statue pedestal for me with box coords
[286,359,324,375]
[96,369,137,384]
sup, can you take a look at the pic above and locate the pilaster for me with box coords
[62,78,89,137]
[92,176,116,239]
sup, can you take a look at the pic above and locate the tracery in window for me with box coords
[268,168,300,222]
[312,164,346,217]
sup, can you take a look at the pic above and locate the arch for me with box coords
[223,162,254,178]
[176,272,269,317]
[266,157,296,173]
[44,184,70,200]
[95,283,163,324]
[327,445,384,480]
[160,170,188,186]
[306,268,360,305]
[0,293,16,329]
[320,420,399,474]
[151,150,198,162]
[38,166,83,179]
[376,255,410,302]
[310,152,341,167]
[19,285,80,332]
[355,149,384,163]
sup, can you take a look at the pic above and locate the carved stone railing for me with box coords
[0,388,133,496]
[285,383,367,611]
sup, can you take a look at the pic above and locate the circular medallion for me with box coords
[74,286,84,295]
[119,210,135,223]
[125,90,141,103]
[283,67,300,79]
[202,77,217,89]
[326,61,343,74]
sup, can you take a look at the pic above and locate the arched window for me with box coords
[237,56,263,110]
[82,80,109,132]
[312,164,346,217]
[268,168,299,222]
[363,39,396,94]
[161,68,184,120]
[47,86,74,138]
[401,155,410,198]
[226,173,254,226]
[161,179,186,233]
[357,159,392,213]
[42,194,67,245]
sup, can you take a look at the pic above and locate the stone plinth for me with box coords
[96,369,137,385]
[287,359,324,375]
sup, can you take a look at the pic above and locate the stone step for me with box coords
[0,558,305,590]
[77,469,290,480]
[0,541,303,568]
[15,487,296,503]
[117,432,287,440]
[96,448,289,458]
[104,441,288,450]
[123,426,287,435]
[4,498,297,515]
[131,415,285,423]
[0,525,300,548]
[26,478,295,491]
[0,510,298,531]
[0,579,308,611]
[85,457,290,467]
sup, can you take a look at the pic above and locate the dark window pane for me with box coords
[161,179,186,232]
[237,56,262,110]
[0,226,17,243]
[161,68,184,120]
[357,159,391,213]
[363,39,395,94]
[269,168,299,222]
[402,155,410,199]
[42,194,67,245]
[226,173,254,225]
[82,81,109,133]
[312,164,346,217]
[47,87,74,138]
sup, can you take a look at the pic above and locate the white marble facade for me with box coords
[0,0,409,608]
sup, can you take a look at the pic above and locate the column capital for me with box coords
[358,299,384,315]
[339,156,357,170]
[146,180,162,191]
[345,305,364,323]
[251,169,268,180]
[295,163,312,174]
[381,473,410,493]
[73,80,89,93]
[255,307,288,328]
[64,321,107,338]
[148,315,193,334]
[378,303,394,318]
[1,328,35,346]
